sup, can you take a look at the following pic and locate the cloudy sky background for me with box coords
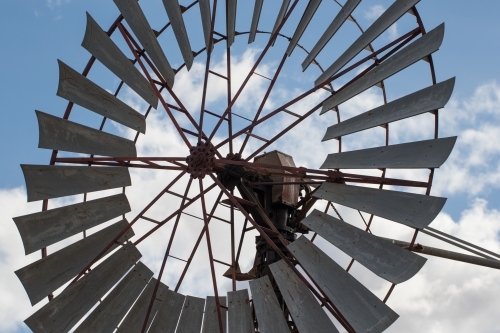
[1,0,500,332]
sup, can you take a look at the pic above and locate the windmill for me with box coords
[12,0,500,332]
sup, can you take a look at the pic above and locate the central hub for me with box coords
[186,142,216,179]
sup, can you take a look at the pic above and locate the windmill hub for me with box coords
[186,141,216,179]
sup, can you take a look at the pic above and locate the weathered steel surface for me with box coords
[162,0,194,69]
[248,0,263,44]
[227,0,237,47]
[288,237,399,333]
[199,0,212,50]
[228,289,253,333]
[149,289,186,333]
[271,0,290,43]
[74,262,153,333]
[302,0,361,71]
[286,0,322,56]
[24,243,141,333]
[249,276,290,333]
[13,193,130,255]
[269,260,339,333]
[114,0,175,87]
[21,165,131,202]
[313,183,446,229]
[36,110,137,157]
[322,78,456,140]
[302,210,426,284]
[56,60,146,133]
[16,220,134,306]
[315,0,421,85]
[176,296,205,333]
[82,13,158,108]
[320,137,457,169]
[117,279,170,333]
[320,23,445,114]
[202,296,227,333]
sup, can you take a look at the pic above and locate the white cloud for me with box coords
[46,0,71,10]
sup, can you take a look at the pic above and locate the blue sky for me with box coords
[1,1,500,332]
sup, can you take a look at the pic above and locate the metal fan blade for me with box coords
[36,110,137,157]
[286,0,322,56]
[15,219,134,306]
[269,260,340,333]
[162,0,194,70]
[288,236,399,333]
[116,278,169,333]
[323,78,456,140]
[199,0,212,50]
[248,0,263,44]
[82,13,158,108]
[302,210,427,284]
[24,242,141,333]
[56,60,146,133]
[228,290,254,333]
[114,0,175,87]
[176,296,205,333]
[320,137,457,169]
[315,0,421,85]
[202,296,227,333]
[227,0,237,47]
[74,261,153,333]
[271,0,290,45]
[13,193,130,255]
[149,289,186,333]
[313,183,446,229]
[249,276,290,333]
[21,165,131,202]
[302,0,361,71]
[320,23,445,113]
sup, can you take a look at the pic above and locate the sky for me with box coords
[1,0,500,332]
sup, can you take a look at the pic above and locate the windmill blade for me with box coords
[56,60,146,133]
[313,183,446,229]
[320,23,445,113]
[116,279,170,333]
[15,219,134,306]
[228,289,254,333]
[149,289,186,333]
[227,0,237,47]
[176,296,205,333]
[114,0,175,87]
[162,0,194,70]
[249,276,290,333]
[82,13,158,108]
[320,137,457,169]
[288,236,399,333]
[202,296,227,333]
[286,0,322,56]
[36,110,137,157]
[302,0,361,71]
[199,0,212,50]
[24,242,141,333]
[248,0,263,44]
[13,193,130,255]
[269,260,339,333]
[21,165,131,202]
[74,261,153,333]
[271,0,290,45]
[315,0,421,85]
[302,210,427,284]
[323,78,456,140]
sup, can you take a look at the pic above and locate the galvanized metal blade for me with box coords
[24,242,141,333]
[149,289,186,333]
[227,289,254,333]
[56,60,146,133]
[248,0,263,44]
[271,0,290,45]
[21,165,131,202]
[313,183,447,229]
[320,23,445,113]
[288,236,399,333]
[286,0,322,56]
[162,0,194,70]
[176,296,205,333]
[227,0,237,47]
[199,0,212,51]
[202,296,227,333]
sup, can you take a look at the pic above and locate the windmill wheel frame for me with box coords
[13,0,485,332]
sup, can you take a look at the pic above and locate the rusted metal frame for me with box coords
[209,174,357,333]
[209,69,228,80]
[169,255,188,262]
[174,191,224,292]
[357,210,372,233]
[214,27,422,152]
[234,218,248,270]
[141,177,194,333]
[248,181,321,186]
[182,211,204,221]
[207,0,300,142]
[155,0,198,36]
[207,214,231,224]
[213,258,232,267]
[311,201,333,243]
[54,156,186,162]
[166,189,193,202]
[54,160,185,170]
[140,216,162,225]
